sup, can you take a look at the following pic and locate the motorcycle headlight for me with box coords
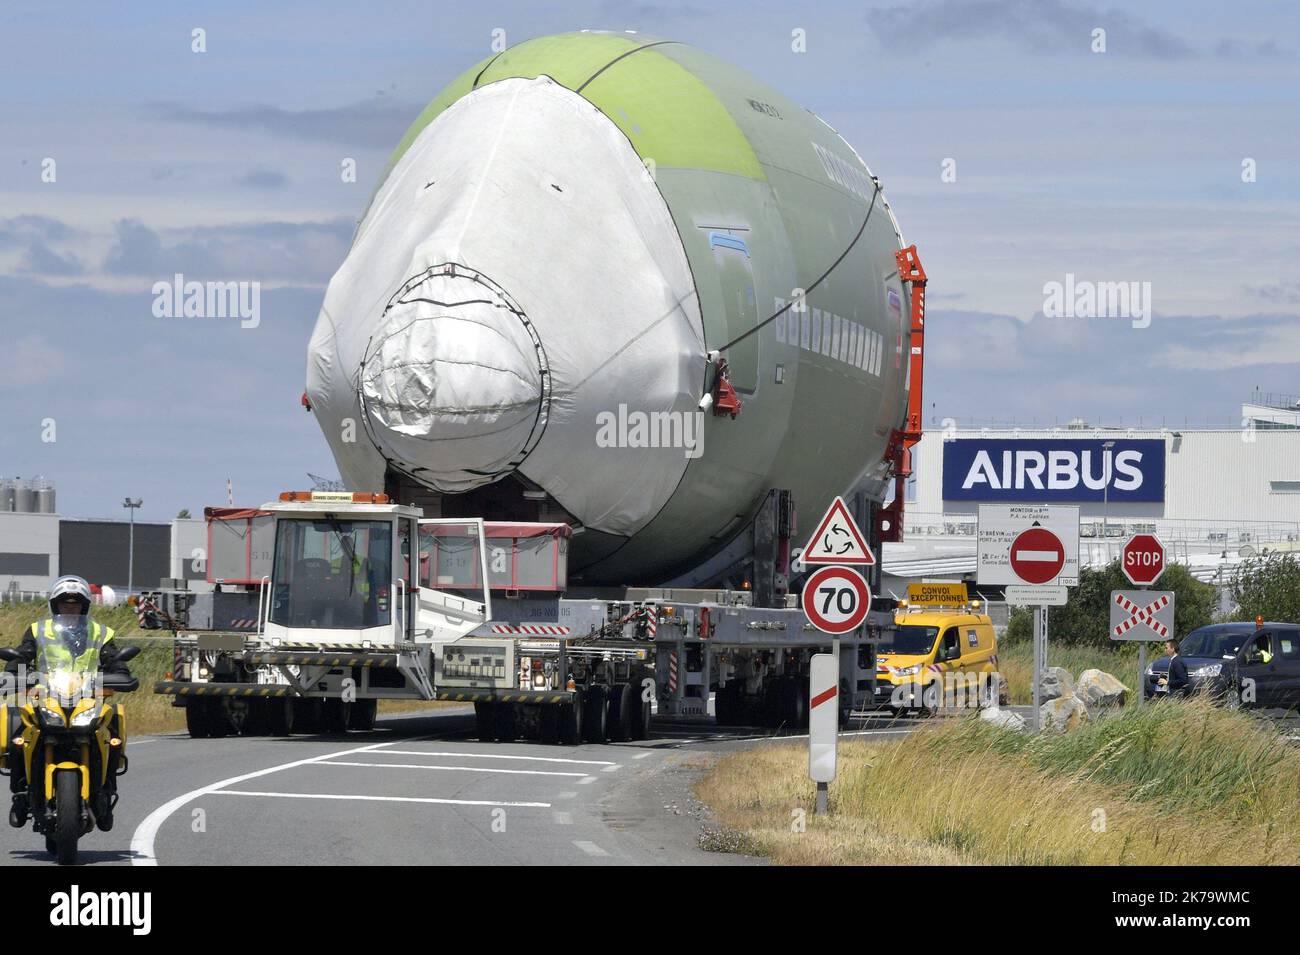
[1190,663,1222,679]
[71,707,100,728]
[48,672,84,700]
[38,701,66,728]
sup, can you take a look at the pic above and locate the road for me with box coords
[1,707,929,867]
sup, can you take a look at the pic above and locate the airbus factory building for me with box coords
[882,400,1300,597]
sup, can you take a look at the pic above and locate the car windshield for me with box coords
[880,625,940,656]
[269,518,392,628]
[1178,628,1251,658]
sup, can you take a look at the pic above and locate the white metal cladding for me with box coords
[908,429,1300,530]
[0,512,60,594]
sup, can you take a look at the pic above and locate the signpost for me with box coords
[1118,533,1168,706]
[808,653,838,813]
[978,505,1080,731]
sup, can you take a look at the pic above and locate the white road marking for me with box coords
[375,749,616,766]
[578,776,598,785]
[130,739,406,866]
[633,752,652,759]
[214,790,551,808]
[556,791,577,799]
[574,840,609,856]
[321,760,588,778]
[601,764,620,773]
[553,811,573,825]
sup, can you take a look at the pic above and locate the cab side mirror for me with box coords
[0,647,20,662]
[116,646,142,663]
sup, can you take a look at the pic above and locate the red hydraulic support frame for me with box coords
[876,244,927,544]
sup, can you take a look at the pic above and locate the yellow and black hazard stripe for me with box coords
[244,653,399,669]
[153,681,297,698]
[433,690,574,705]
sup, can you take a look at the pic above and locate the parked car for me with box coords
[1145,621,1300,710]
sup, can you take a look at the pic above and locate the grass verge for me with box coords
[998,639,1142,704]
[695,698,1300,865]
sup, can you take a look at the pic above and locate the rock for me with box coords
[1076,669,1128,711]
[1039,666,1075,702]
[979,706,1026,733]
[1039,694,1090,732]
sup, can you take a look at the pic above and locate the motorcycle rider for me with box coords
[5,575,131,829]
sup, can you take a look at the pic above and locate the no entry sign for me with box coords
[803,566,871,635]
[1010,526,1066,585]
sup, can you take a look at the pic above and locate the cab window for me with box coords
[1276,630,1300,660]
[1243,632,1273,664]
[937,627,962,662]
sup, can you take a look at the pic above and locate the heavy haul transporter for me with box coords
[149,491,893,743]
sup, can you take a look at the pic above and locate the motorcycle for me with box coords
[0,616,139,865]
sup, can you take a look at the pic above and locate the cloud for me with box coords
[866,0,1192,58]
[153,99,418,149]
[0,215,76,248]
[236,167,289,190]
[102,217,353,284]
[1254,281,1300,305]
[17,240,83,276]
[925,308,1300,428]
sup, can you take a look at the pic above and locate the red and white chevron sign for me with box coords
[1110,591,1175,640]
[490,624,571,635]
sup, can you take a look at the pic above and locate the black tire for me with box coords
[45,834,58,857]
[349,698,378,732]
[584,685,608,743]
[629,683,651,740]
[294,698,323,734]
[762,681,784,729]
[54,770,80,866]
[474,702,496,743]
[493,704,517,743]
[268,698,295,736]
[241,699,269,736]
[540,704,560,745]
[322,698,352,735]
[206,698,230,738]
[559,694,583,745]
[785,678,809,728]
[184,698,210,739]
[607,683,633,742]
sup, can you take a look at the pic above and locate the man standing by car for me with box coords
[1157,638,1190,697]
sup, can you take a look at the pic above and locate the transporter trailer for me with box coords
[149,491,892,743]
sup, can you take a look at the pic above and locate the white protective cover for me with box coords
[307,76,705,536]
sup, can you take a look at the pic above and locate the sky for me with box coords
[1,0,1297,522]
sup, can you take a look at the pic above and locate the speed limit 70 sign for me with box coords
[803,566,872,635]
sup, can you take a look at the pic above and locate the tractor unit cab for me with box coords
[262,491,492,648]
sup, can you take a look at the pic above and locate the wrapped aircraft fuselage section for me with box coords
[307,33,911,584]
[307,77,705,536]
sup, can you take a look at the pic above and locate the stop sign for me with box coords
[1122,533,1166,586]
[1010,527,1066,585]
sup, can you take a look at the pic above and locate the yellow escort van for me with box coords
[876,587,1005,715]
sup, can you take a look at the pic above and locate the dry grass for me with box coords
[696,698,1300,866]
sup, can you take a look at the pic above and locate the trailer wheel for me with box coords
[321,698,352,735]
[493,704,518,743]
[785,678,809,728]
[268,698,295,736]
[558,693,583,745]
[474,702,496,743]
[241,699,270,736]
[349,698,378,732]
[762,681,784,729]
[540,704,560,745]
[629,686,651,740]
[714,682,737,726]
[206,698,230,738]
[293,698,323,734]
[584,685,608,743]
[184,698,210,739]
[607,683,633,742]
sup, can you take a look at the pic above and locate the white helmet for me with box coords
[48,575,93,617]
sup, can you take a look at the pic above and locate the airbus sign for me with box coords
[943,439,1166,503]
